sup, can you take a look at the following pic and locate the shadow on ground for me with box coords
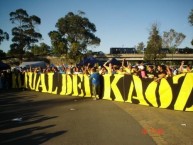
[0,89,69,145]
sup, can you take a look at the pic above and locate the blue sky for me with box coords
[0,0,193,54]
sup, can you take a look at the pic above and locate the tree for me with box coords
[162,29,185,64]
[144,24,163,64]
[9,9,42,62]
[136,42,145,53]
[0,29,9,59]
[188,9,193,46]
[48,31,67,56]
[191,39,193,46]
[0,29,9,45]
[188,9,193,26]
[31,43,51,56]
[49,11,100,63]
[0,49,6,59]
[162,29,186,49]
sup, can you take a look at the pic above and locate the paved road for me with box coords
[114,101,193,145]
[0,90,155,145]
[0,90,193,145]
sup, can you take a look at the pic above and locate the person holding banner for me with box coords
[90,67,101,100]
[147,65,156,79]
[154,64,167,82]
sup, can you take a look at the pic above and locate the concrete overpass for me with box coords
[95,54,193,62]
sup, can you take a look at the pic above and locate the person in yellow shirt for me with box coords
[121,59,132,75]
[178,61,192,73]
[103,59,113,75]
[116,66,125,74]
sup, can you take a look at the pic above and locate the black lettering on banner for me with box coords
[23,72,193,111]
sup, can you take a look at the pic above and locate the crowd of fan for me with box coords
[0,59,192,90]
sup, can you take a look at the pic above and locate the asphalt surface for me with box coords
[0,89,193,145]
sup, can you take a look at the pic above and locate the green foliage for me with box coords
[144,24,164,64]
[188,9,193,47]
[49,11,100,62]
[48,31,67,55]
[0,49,6,58]
[31,43,51,56]
[136,42,145,53]
[9,9,42,61]
[24,51,34,59]
[188,9,193,26]
[0,29,9,45]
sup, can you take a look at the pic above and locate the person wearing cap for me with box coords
[138,64,147,78]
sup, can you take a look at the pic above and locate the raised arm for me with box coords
[179,61,184,73]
